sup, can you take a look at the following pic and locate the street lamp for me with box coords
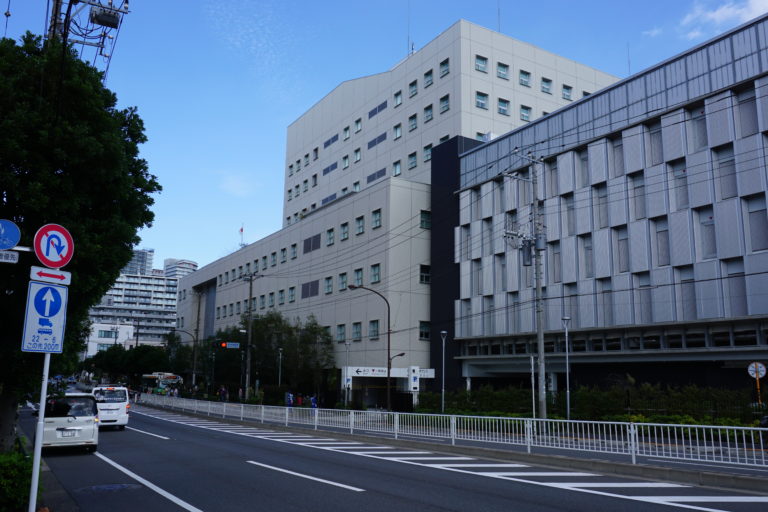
[278,347,283,387]
[344,339,351,407]
[562,316,571,420]
[440,330,448,413]
[348,284,393,410]
[172,328,198,387]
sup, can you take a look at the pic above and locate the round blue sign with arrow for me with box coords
[0,219,21,250]
[34,286,62,318]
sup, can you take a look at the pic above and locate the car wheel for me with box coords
[86,445,97,453]
[118,425,126,431]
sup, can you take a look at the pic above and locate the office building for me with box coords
[164,258,198,279]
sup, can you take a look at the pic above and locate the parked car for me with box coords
[92,385,130,429]
[38,393,99,452]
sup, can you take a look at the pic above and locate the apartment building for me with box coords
[177,20,617,403]
[449,14,768,391]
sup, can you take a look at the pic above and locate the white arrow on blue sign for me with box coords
[22,281,68,353]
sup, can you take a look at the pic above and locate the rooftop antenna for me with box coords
[239,224,245,248]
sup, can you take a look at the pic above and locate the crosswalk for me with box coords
[133,408,768,512]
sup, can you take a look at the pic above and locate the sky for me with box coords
[4,0,768,269]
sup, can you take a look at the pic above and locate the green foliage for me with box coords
[0,33,160,450]
[0,452,33,511]
[83,344,168,385]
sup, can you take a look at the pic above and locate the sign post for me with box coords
[748,362,766,407]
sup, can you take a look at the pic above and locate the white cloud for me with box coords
[681,0,768,30]
[686,29,705,39]
[217,172,256,198]
[642,27,663,37]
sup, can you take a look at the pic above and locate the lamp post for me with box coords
[278,347,283,387]
[440,330,448,413]
[344,339,351,407]
[172,328,198,387]
[562,316,571,420]
[348,284,393,410]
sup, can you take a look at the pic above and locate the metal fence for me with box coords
[139,394,768,467]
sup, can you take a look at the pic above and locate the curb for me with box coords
[142,403,768,495]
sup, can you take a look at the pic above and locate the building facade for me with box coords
[164,258,198,279]
[121,248,154,275]
[452,15,768,390]
[177,20,618,403]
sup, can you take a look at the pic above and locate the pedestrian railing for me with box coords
[139,394,768,467]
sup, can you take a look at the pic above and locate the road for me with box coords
[18,405,768,512]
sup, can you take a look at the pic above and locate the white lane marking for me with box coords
[646,459,768,474]
[551,483,689,488]
[488,472,596,477]
[246,461,365,492]
[642,496,768,503]
[126,426,170,440]
[391,456,475,461]
[350,451,431,455]
[95,452,203,512]
[426,463,528,468]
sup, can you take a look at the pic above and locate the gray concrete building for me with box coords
[177,20,618,405]
[451,14,768,390]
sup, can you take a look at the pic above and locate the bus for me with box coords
[140,372,183,394]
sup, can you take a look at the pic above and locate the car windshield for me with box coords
[45,396,97,417]
[93,389,127,403]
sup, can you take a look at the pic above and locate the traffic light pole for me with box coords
[241,273,260,401]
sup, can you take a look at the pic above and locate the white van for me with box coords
[40,393,99,452]
[92,385,130,429]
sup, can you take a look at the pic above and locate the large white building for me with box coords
[177,20,618,404]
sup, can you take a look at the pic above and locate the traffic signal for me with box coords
[219,341,228,348]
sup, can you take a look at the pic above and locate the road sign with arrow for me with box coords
[21,281,68,353]
[30,266,71,285]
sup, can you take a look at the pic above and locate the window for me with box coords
[541,77,552,94]
[304,154,309,166]
[372,209,382,228]
[338,273,348,290]
[737,88,758,137]
[355,216,365,234]
[393,123,402,139]
[578,150,590,187]
[616,226,629,273]
[424,69,433,87]
[747,195,768,251]
[679,266,696,321]
[547,159,559,197]
[280,248,287,262]
[370,263,381,283]
[423,144,432,161]
[519,70,531,87]
[352,322,362,341]
[497,62,509,79]
[670,159,688,209]
[268,292,275,307]
[632,173,646,219]
[551,242,562,283]
[340,155,348,169]
[419,264,431,284]
[354,268,363,286]
[439,58,449,77]
[439,94,450,113]
[475,55,488,72]
[564,194,575,235]
[419,321,430,340]
[475,92,489,109]
[715,146,736,199]
[581,235,594,278]
[313,147,318,161]
[409,80,418,97]
[393,160,402,176]
[288,164,293,176]
[648,121,663,165]
[343,126,350,140]
[689,106,707,151]
[270,252,277,266]
[303,179,308,192]
[354,148,361,162]
[394,90,402,106]
[340,222,349,241]
[725,259,747,316]
[324,277,333,294]
[278,289,285,305]
[355,118,362,132]
[291,243,297,259]
[698,206,716,259]
[262,256,267,270]
[336,324,346,343]
[611,137,625,177]
[420,210,431,229]
[409,114,417,131]
[353,181,360,192]
[654,217,670,266]
[368,320,379,339]
[520,105,531,121]
[287,189,292,201]
[326,228,335,246]
[424,104,433,122]
[562,84,573,100]
[288,287,295,302]
[439,135,449,143]
[498,98,510,116]
[312,174,317,187]
[408,152,417,169]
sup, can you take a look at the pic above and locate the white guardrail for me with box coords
[139,394,768,467]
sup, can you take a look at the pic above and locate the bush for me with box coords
[0,451,33,512]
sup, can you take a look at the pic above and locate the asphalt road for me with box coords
[18,406,768,512]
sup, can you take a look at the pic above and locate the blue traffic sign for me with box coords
[22,282,68,354]
[33,286,63,318]
[0,219,21,250]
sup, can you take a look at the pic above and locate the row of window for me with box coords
[332,320,432,343]
[474,91,539,121]
[474,54,580,100]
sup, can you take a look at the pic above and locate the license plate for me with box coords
[61,430,75,437]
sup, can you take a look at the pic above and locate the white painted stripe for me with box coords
[95,452,203,512]
[300,442,362,446]
[646,459,768,474]
[550,483,689,489]
[296,441,357,445]
[390,457,474,461]
[125,426,170,440]
[426,463,527,468]
[487,472,596,477]
[352,451,431,456]
[643,497,768,503]
[246,461,364,492]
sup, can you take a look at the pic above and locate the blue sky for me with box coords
[4,0,767,268]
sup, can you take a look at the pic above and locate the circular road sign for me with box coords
[0,219,21,250]
[748,362,766,379]
[33,224,74,269]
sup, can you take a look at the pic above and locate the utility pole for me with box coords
[504,149,548,419]
[192,290,202,387]
[241,273,259,401]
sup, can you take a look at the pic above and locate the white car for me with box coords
[39,393,99,452]
[92,385,130,429]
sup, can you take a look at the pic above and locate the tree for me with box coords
[0,34,160,451]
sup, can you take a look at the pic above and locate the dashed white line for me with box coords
[551,483,689,488]
[125,426,170,440]
[246,461,365,492]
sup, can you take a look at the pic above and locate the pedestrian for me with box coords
[297,394,303,407]
[287,392,294,407]
[310,395,317,408]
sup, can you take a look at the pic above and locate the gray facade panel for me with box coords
[593,228,612,278]
[715,198,744,259]
[558,152,575,194]
[695,260,722,318]
[608,177,628,227]
[613,274,633,325]
[589,140,608,185]
[651,268,675,322]
[645,164,668,218]
[623,125,645,174]
[629,221,650,272]
[562,236,578,283]
[575,188,592,234]
[687,151,714,208]
[706,92,734,147]
[578,280,596,327]
[745,251,768,314]
[662,110,686,161]
[669,210,694,266]
[735,135,765,196]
